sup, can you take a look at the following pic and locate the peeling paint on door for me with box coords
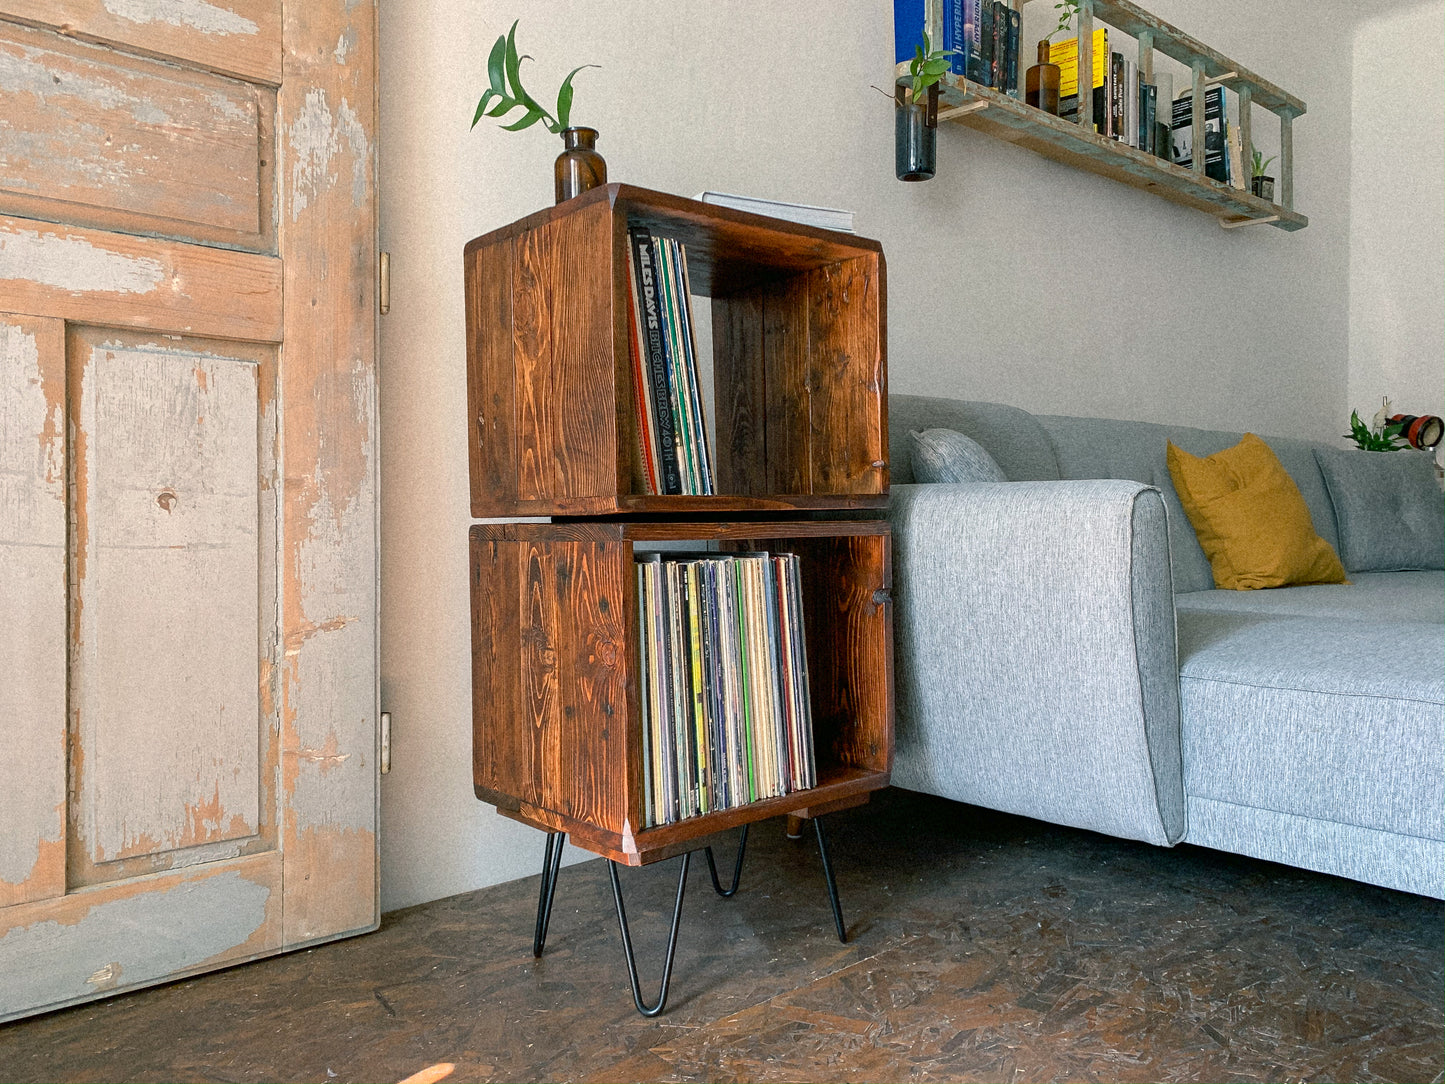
[0,225,164,294]
[0,861,277,1019]
[103,0,260,37]
[0,313,67,908]
[287,87,368,220]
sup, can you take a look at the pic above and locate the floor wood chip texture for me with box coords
[1,789,1440,1083]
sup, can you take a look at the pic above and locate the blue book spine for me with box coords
[894,0,961,71]
[894,0,925,64]
[951,0,968,75]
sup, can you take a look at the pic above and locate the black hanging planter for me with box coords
[895,82,939,182]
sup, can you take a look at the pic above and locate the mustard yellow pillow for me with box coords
[1166,434,1347,590]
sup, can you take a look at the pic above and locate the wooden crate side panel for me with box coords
[806,255,886,496]
[513,203,616,508]
[0,313,66,907]
[277,0,378,945]
[466,237,517,516]
[0,0,283,85]
[781,533,893,774]
[556,541,631,836]
[711,291,766,496]
[470,532,528,805]
[0,20,275,251]
[762,278,810,495]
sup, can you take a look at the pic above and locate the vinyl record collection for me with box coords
[636,551,817,827]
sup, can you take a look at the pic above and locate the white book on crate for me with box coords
[695,191,854,233]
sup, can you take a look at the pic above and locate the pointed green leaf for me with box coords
[485,94,517,117]
[487,34,507,95]
[472,91,496,128]
[555,63,599,130]
[500,106,545,131]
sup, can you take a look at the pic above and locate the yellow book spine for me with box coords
[1048,28,1107,99]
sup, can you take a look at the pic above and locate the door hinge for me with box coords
[380,710,392,774]
[379,251,391,315]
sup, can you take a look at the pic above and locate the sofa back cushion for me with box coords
[1314,446,1445,572]
[887,397,1345,593]
[889,396,1061,484]
[908,428,1010,483]
[1166,435,1348,590]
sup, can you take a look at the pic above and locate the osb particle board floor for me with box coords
[1,788,1440,1084]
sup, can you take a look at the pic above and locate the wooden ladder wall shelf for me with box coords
[898,0,1307,231]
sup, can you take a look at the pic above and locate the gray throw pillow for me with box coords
[1313,445,1444,571]
[909,428,1008,484]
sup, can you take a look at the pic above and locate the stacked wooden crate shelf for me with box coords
[464,183,894,868]
[899,0,1307,231]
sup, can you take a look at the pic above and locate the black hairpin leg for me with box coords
[608,852,690,1017]
[533,831,565,958]
[814,817,847,943]
[704,825,748,898]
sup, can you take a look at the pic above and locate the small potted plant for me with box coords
[895,31,956,181]
[1345,408,1405,451]
[1251,148,1276,202]
[472,21,602,204]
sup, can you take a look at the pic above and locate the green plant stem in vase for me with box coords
[471,21,604,204]
[894,30,955,181]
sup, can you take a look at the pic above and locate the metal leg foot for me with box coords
[704,825,748,898]
[533,831,565,958]
[814,817,847,943]
[608,852,690,1017]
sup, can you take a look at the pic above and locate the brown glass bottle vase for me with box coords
[1025,40,1061,115]
[555,127,606,204]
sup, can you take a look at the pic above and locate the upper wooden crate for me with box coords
[464,184,889,517]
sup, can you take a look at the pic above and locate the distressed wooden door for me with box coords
[0,0,377,1020]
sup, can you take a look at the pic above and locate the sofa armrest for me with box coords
[888,480,1184,846]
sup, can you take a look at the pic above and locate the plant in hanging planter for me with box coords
[471,21,605,204]
[1250,147,1276,202]
[889,31,957,181]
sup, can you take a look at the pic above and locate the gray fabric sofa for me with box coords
[888,395,1445,898]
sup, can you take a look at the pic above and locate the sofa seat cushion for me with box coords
[1176,570,1445,625]
[1178,610,1445,843]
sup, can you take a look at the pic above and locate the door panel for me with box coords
[0,0,283,84]
[0,20,276,249]
[0,0,376,1021]
[0,215,283,340]
[68,327,279,886]
[276,0,378,944]
[0,314,66,908]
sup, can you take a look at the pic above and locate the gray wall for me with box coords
[376,0,1441,911]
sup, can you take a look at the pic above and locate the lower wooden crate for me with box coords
[469,518,894,866]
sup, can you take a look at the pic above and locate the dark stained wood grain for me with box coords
[712,290,766,497]
[765,533,893,776]
[463,185,889,515]
[513,202,614,511]
[465,238,516,516]
[470,533,527,808]
[806,256,887,497]
[763,277,811,496]
[469,520,893,866]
